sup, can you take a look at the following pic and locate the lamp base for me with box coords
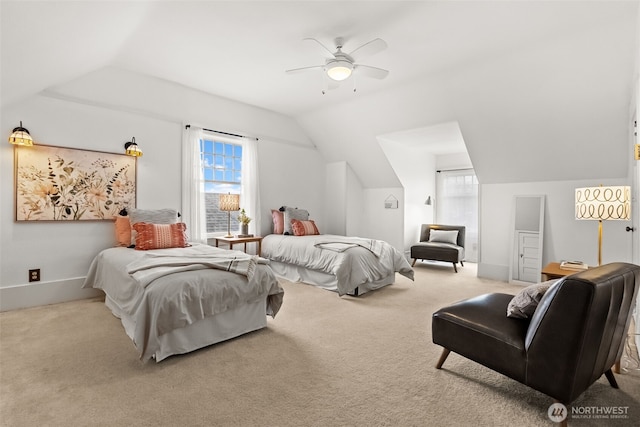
[224,233,234,238]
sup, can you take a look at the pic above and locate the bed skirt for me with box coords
[268,260,395,296]
[105,295,268,362]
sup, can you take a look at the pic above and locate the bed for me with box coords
[261,233,414,296]
[82,243,284,362]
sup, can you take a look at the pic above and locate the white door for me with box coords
[518,231,540,282]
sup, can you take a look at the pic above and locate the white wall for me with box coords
[363,188,405,252]
[0,72,326,311]
[258,139,326,236]
[478,178,634,282]
[345,164,365,238]
[324,161,366,238]
[324,162,347,235]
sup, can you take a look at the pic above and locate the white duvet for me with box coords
[261,234,414,295]
[82,244,283,361]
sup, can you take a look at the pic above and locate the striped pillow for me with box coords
[133,222,189,250]
[291,219,320,236]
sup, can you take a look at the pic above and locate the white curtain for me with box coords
[181,125,207,243]
[436,169,478,262]
[241,137,261,236]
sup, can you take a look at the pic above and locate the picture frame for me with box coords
[14,144,137,221]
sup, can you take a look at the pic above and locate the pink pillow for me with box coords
[115,215,131,247]
[291,219,320,236]
[133,222,189,250]
[271,209,284,234]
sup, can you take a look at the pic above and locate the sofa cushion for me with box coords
[432,293,528,382]
[411,242,464,263]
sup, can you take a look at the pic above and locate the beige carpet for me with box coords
[1,263,639,427]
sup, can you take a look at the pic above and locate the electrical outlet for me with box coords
[29,269,40,282]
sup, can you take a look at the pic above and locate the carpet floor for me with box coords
[1,262,639,426]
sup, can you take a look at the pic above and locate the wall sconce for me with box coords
[425,196,432,206]
[124,137,143,157]
[8,121,34,146]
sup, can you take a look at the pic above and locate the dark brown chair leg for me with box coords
[460,261,464,267]
[436,348,451,369]
[453,263,458,273]
[412,259,417,267]
[604,369,619,389]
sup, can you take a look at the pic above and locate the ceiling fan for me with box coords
[286,37,389,88]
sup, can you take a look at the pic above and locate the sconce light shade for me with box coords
[124,137,142,157]
[575,185,631,265]
[219,193,240,238]
[326,60,353,81]
[8,121,33,146]
[425,196,432,206]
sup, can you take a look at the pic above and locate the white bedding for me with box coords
[261,234,414,295]
[82,244,284,362]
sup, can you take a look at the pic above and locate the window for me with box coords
[200,138,243,234]
[436,169,479,262]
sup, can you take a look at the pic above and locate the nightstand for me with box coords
[214,235,263,256]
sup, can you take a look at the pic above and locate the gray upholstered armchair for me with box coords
[432,263,640,425]
[411,224,465,272]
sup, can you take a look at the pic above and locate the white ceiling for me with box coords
[2,1,638,187]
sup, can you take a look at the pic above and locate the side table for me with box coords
[541,262,578,281]
[214,235,263,256]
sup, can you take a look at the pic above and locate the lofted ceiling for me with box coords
[2,1,638,187]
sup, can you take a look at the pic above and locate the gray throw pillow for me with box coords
[507,279,558,319]
[283,207,310,235]
[128,208,179,245]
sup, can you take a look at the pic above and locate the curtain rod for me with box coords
[437,168,474,173]
[185,124,258,141]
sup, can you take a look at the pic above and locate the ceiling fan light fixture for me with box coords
[326,60,353,81]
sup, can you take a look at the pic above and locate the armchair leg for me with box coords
[604,369,619,389]
[453,263,458,273]
[412,259,417,267]
[460,261,464,267]
[436,348,451,369]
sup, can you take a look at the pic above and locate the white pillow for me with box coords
[428,229,459,245]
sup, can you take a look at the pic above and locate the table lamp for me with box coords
[219,193,240,238]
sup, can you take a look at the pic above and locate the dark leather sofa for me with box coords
[411,224,465,272]
[432,262,639,422]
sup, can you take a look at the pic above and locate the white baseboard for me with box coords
[0,277,102,312]
[477,263,509,282]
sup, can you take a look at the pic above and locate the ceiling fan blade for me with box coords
[303,37,335,57]
[348,38,387,61]
[354,64,389,80]
[285,65,324,74]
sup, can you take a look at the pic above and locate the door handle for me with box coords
[626,226,635,232]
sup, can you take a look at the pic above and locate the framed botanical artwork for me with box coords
[14,144,137,221]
